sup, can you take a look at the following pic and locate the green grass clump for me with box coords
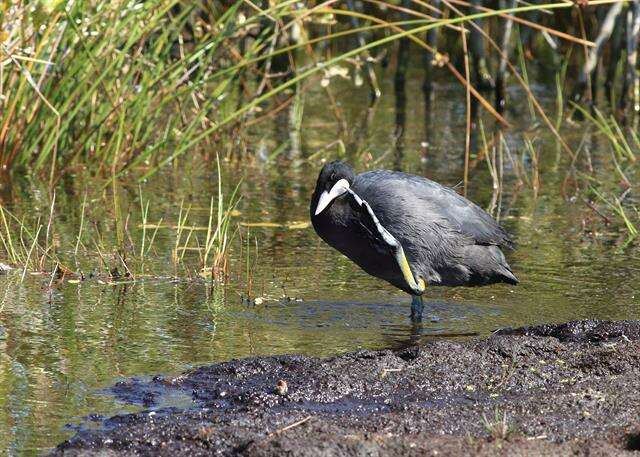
[2,0,612,181]
[1,0,254,178]
[0,164,241,283]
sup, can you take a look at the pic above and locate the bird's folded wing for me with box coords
[355,171,515,249]
[347,189,425,295]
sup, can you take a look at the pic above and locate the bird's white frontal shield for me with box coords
[314,179,350,215]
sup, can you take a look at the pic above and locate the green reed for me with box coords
[1,0,255,177]
[0,174,241,283]
[2,0,623,180]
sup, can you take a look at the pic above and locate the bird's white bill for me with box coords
[314,179,350,215]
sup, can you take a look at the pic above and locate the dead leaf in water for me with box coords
[240,221,310,230]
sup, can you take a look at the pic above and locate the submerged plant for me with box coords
[0,165,242,283]
[195,156,240,281]
[590,187,638,241]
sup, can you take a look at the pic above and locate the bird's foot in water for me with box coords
[410,295,424,322]
[411,295,441,323]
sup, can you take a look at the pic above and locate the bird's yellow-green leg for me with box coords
[396,247,427,321]
[394,246,426,295]
[348,191,427,319]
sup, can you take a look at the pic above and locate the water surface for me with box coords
[1,62,639,453]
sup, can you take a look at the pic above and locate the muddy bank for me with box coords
[53,320,640,456]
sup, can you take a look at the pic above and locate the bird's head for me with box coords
[312,161,356,216]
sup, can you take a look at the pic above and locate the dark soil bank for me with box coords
[53,320,640,456]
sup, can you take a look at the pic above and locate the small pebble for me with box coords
[275,380,288,396]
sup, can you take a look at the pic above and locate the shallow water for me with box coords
[1,62,639,453]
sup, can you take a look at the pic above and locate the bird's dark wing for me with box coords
[346,189,426,295]
[352,170,514,249]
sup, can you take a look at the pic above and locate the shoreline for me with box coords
[53,320,640,456]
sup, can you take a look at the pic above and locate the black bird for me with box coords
[310,161,517,321]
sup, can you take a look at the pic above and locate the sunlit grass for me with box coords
[2,0,625,180]
[2,0,639,251]
[1,0,259,177]
[0,167,241,283]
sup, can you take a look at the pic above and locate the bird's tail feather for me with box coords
[499,266,518,285]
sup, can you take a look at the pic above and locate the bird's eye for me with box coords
[326,174,337,189]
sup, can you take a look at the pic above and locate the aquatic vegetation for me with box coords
[0,166,240,282]
[0,205,46,274]
[568,104,639,239]
[591,187,638,241]
[3,0,637,251]
[199,158,242,282]
[4,3,640,453]
[574,104,638,165]
[2,0,638,180]
[0,0,263,177]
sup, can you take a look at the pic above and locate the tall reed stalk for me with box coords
[2,0,627,180]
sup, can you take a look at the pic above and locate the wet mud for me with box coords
[52,320,640,456]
